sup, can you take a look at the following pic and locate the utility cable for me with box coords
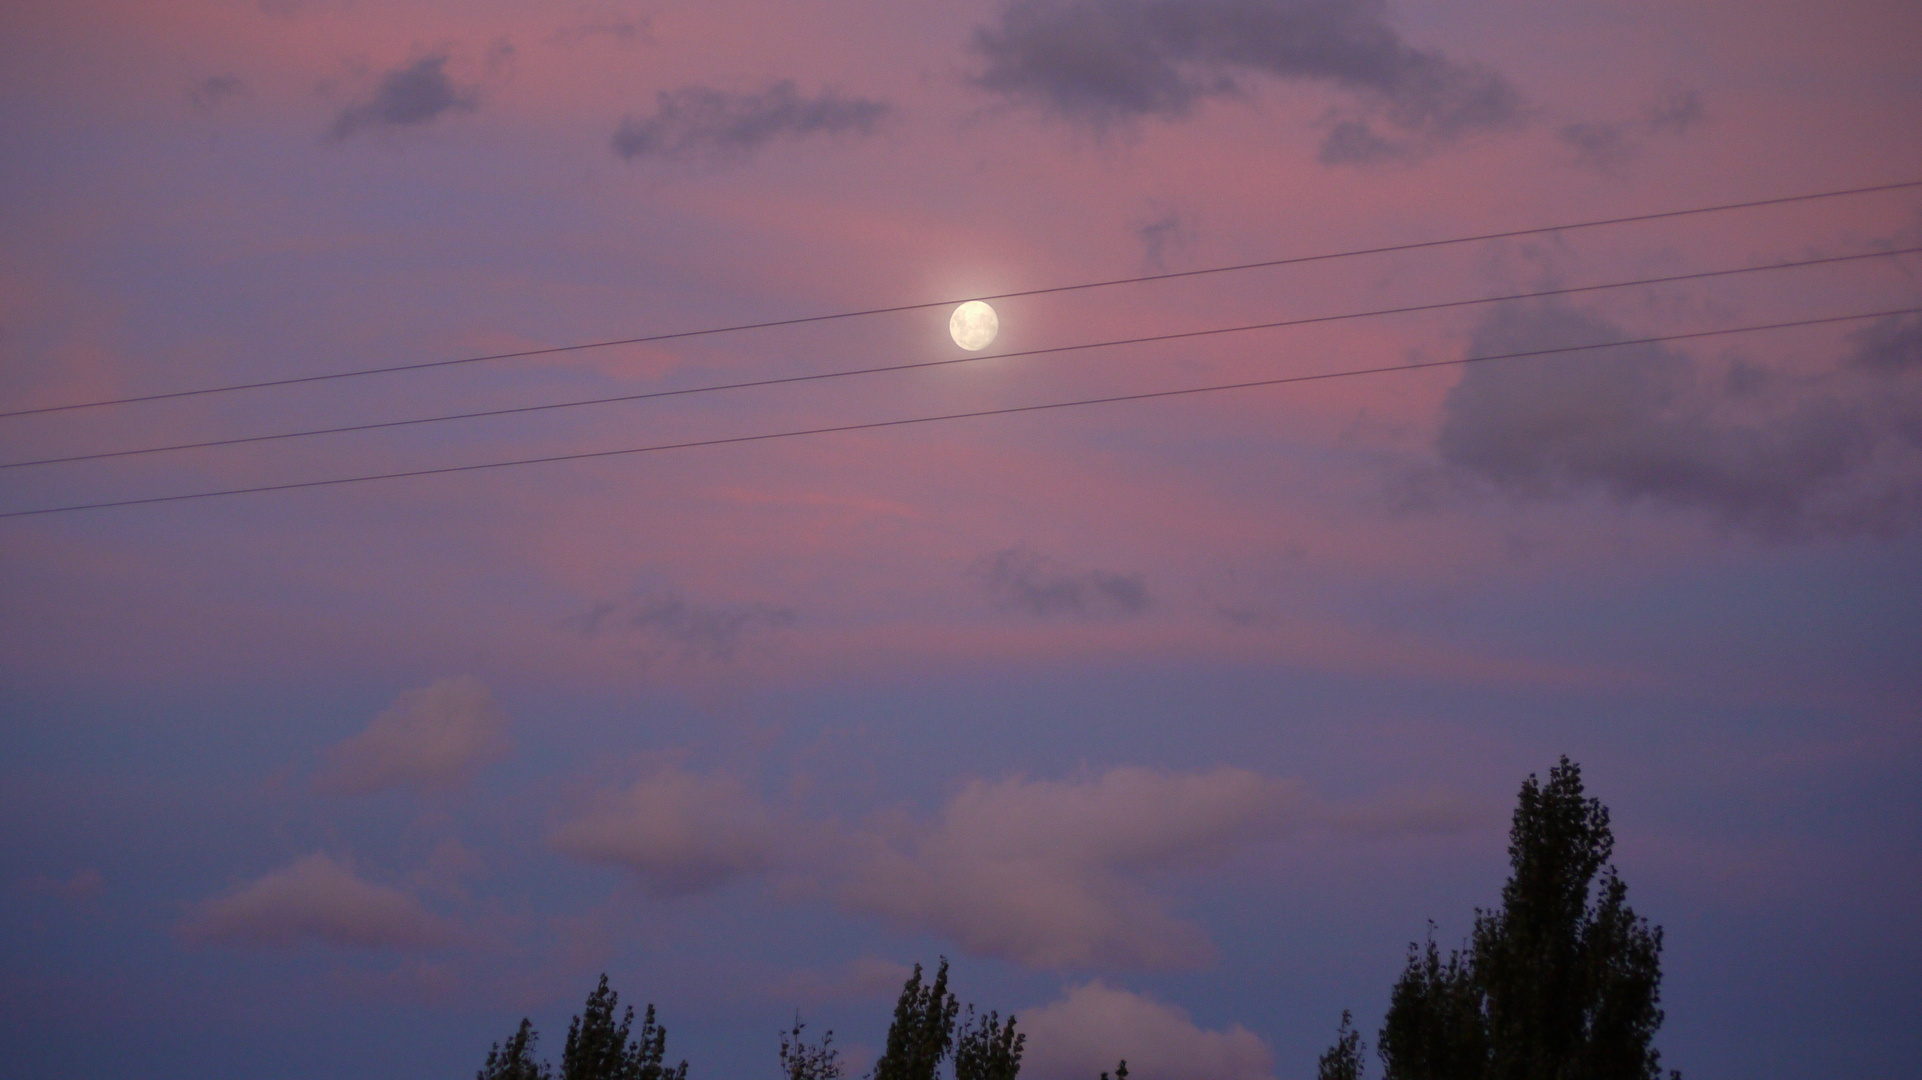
[3,179,1917,420]
[5,246,1913,470]
[3,307,1911,519]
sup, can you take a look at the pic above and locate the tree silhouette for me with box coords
[480,1018,551,1080]
[781,1017,843,1080]
[871,960,962,1080]
[953,1007,1024,1080]
[562,975,688,1080]
[1327,758,1678,1080]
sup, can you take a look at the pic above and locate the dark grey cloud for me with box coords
[1433,306,1922,538]
[1558,88,1706,172]
[973,548,1150,619]
[330,53,479,140]
[611,81,889,163]
[1644,88,1705,134]
[568,590,795,660]
[188,74,244,109]
[970,0,1521,161]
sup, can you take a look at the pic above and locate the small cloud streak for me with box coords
[567,590,795,661]
[317,676,513,796]
[611,80,889,163]
[972,548,1149,619]
[549,768,778,896]
[1559,88,1706,171]
[188,74,244,109]
[181,854,451,951]
[330,52,479,140]
[971,0,1521,161]
[1020,981,1275,1080]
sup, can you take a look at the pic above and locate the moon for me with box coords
[949,300,998,351]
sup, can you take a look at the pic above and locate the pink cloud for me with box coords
[1019,981,1275,1080]
[549,767,778,895]
[181,853,451,951]
[837,767,1302,969]
[317,677,513,795]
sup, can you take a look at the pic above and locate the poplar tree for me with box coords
[562,975,688,1080]
[480,1018,552,1080]
[953,1008,1025,1080]
[1322,758,1678,1080]
[871,961,962,1080]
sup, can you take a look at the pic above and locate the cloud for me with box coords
[970,0,1520,160]
[330,52,480,140]
[1019,981,1275,1080]
[550,768,779,895]
[837,767,1300,969]
[1558,88,1706,171]
[18,867,105,903]
[611,81,889,163]
[762,956,917,1004]
[972,548,1149,619]
[181,854,451,951]
[568,590,795,661]
[317,677,513,795]
[188,75,244,109]
[1434,305,1922,538]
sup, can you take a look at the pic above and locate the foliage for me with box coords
[1324,758,1679,1080]
[1097,1061,1129,1080]
[1317,1012,1364,1080]
[871,960,963,1080]
[781,1017,844,1080]
[953,1008,1025,1080]
[480,1018,553,1080]
[562,975,689,1080]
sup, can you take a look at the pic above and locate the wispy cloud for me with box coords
[611,80,889,163]
[972,548,1149,619]
[567,589,795,662]
[188,74,244,110]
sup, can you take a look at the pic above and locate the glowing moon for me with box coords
[949,300,999,351]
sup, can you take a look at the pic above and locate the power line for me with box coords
[7,246,1913,470]
[4,307,1911,520]
[4,179,1917,421]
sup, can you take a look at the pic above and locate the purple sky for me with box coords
[2,1,1919,1077]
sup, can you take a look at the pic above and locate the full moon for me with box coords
[949,300,998,351]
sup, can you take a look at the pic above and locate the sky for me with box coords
[1,0,1919,1077]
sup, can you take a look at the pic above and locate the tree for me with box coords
[562,975,689,1080]
[781,1017,843,1080]
[871,960,962,1080]
[1325,758,1678,1080]
[953,1008,1024,1080]
[480,1018,553,1080]
[1317,1013,1364,1080]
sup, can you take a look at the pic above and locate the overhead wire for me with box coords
[3,178,1918,420]
[4,307,1912,519]
[5,246,1914,470]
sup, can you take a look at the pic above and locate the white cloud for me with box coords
[318,677,512,795]
[837,767,1301,969]
[181,853,450,951]
[549,767,778,895]
[1020,981,1275,1080]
